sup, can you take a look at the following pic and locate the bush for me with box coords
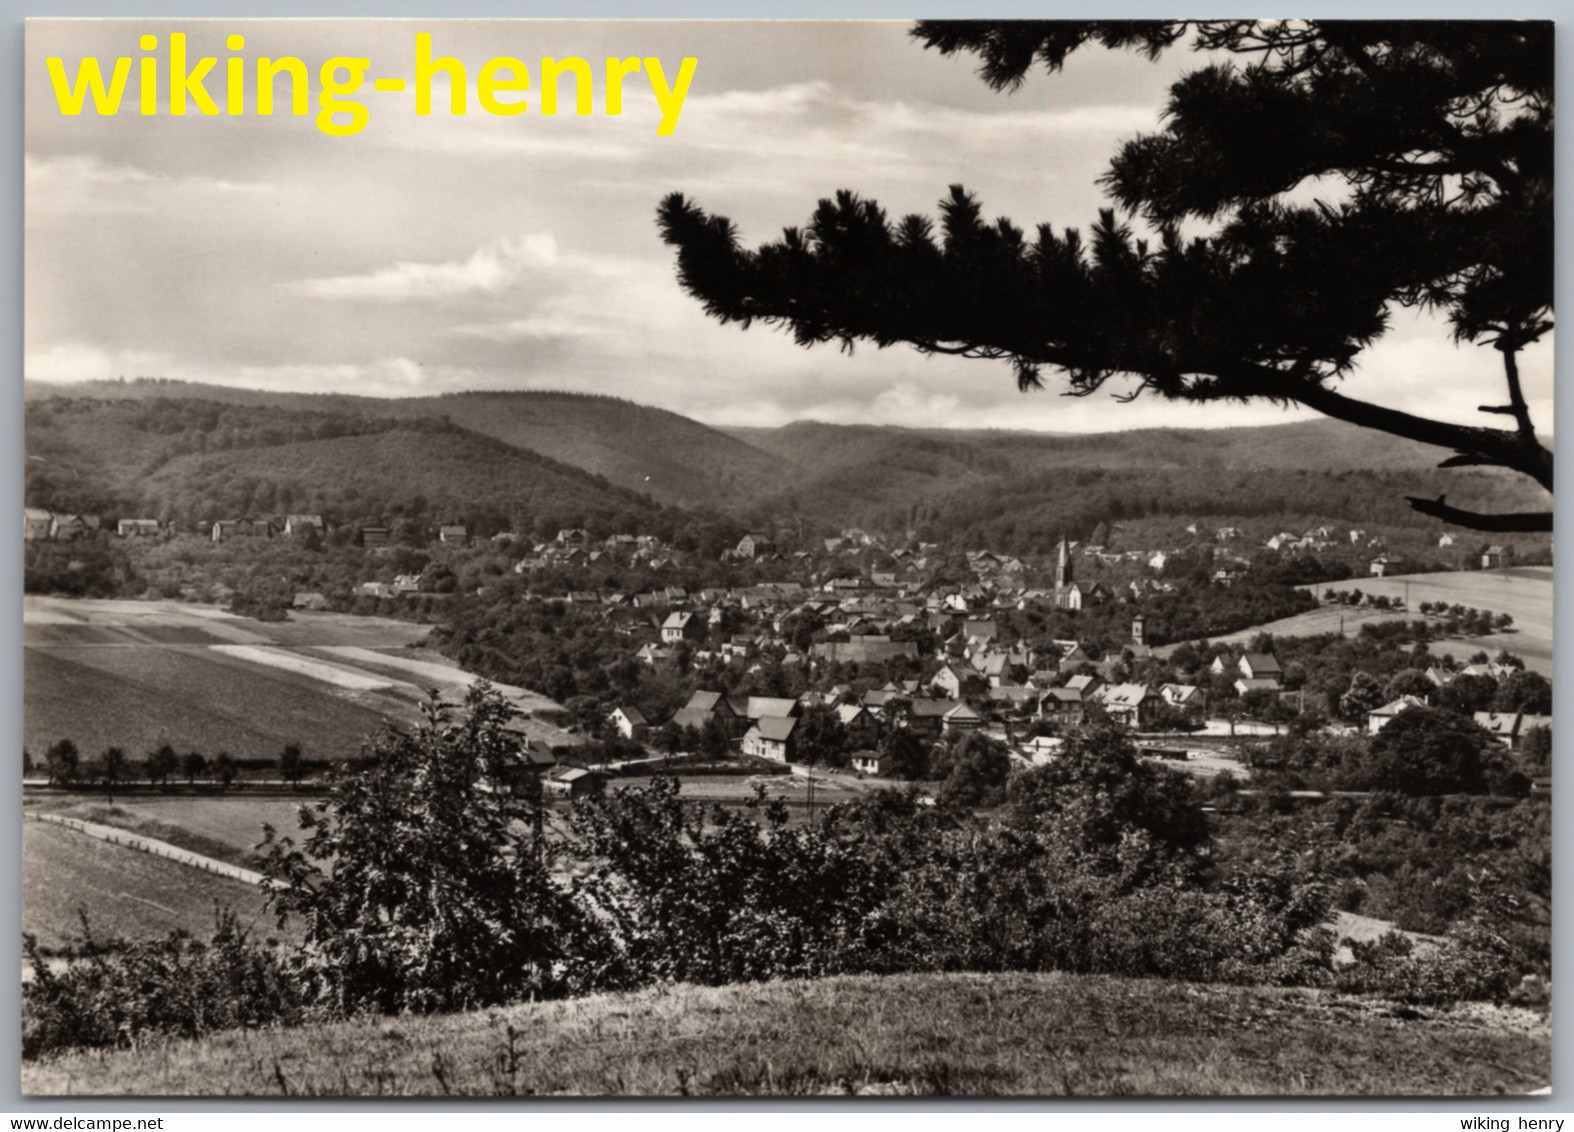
[1335,928,1522,1006]
[23,706,1546,1061]
[569,777,891,988]
[23,910,307,1059]
[258,684,588,1014]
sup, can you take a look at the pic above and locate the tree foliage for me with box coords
[258,685,582,1015]
[658,20,1552,530]
[1365,706,1505,795]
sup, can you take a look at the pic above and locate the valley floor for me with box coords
[24,971,1549,1098]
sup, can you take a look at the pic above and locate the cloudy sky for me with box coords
[25,19,1552,434]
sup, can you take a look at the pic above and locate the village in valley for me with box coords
[16,393,1557,1099]
[22,479,1554,803]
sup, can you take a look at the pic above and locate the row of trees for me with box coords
[33,739,315,792]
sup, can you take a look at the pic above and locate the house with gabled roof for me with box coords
[907,698,965,735]
[1368,695,1427,734]
[661,611,702,643]
[851,750,891,776]
[1064,673,1102,698]
[670,689,741,734]
[1474,711,1552,750]
[942,702,985,734]
[1037,686,1085,723]
[635,643,671,666]
[1093,683,1154,729]
[489,736,558,798]
[1054,640,1097,671]
[742,715,798,761]
[931,661,985,699]
[610,706,648,741]
[211,518,264,542]
[542,765,605,799]
[736,533,775,559]
[1160,683,1202,709]
[283,514,325,537]
[1239,653,1283,682]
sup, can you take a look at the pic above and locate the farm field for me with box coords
[25,596,570,762]
[25,645,401,763]
[23,820,284,952]
[31,797,311,869]
[1157,568,1551,675]
[311,646,564,715]
[23,970,1550,1096]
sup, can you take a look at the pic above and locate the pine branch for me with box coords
[1243,366,1553,492]
[1403,495,1553,533]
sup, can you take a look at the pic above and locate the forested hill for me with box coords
[24,394,710,541]
[24,381,783,513]
[728,417,1507,476]
[27,381,1549,551]
[719,418,1551,552]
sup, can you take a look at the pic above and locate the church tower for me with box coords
[1054,533,1073,608]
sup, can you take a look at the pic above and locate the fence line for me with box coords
[27,811,283,888]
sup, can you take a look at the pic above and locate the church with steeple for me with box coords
[1053,533,1075,609]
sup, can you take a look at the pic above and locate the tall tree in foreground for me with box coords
[259,685,581,1014]
[659,21,1551,530]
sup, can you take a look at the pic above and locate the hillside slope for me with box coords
[22,970,1549,1096]
[727,419,1547,551]
[27,382,785,513]
[26,395,683,535]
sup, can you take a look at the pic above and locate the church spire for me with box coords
[1054,532,1073,606]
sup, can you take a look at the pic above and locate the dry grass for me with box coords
[34,798,309,869]
[22,821,281,952]
[23,971,1549,1097]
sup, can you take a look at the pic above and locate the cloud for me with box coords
[27,27,1547,441]
[25,153,273,195]
[287,233,561,300]
[23,341,488,399]
[229,356,480,393]
[25,342,181,382]
[451,316,593,341]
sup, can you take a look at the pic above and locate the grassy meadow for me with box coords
[22,971,1549,1097]
[31,797,311,870]
[23,821,284,953]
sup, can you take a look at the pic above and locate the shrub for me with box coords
[22,910,307,1059]
[570,778,891,988]
[1335,928,1522,1006]
[259,684,588,1015]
